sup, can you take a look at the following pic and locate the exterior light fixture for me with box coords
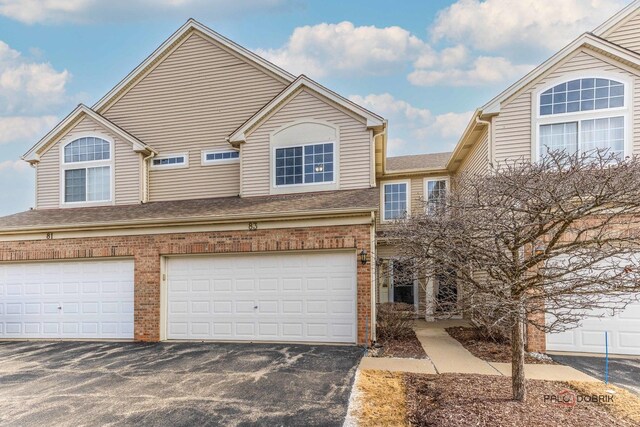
[360,249,368,265]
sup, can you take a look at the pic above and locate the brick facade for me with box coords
[0,224,373,344]
[526,312,547,353]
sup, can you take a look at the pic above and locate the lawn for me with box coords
[350,370,640,427]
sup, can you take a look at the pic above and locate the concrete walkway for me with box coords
[360,319,599,382]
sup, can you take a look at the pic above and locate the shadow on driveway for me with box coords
[552,354,640,394]
[0,341,364,426]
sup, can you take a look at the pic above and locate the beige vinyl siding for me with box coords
[36,144,59,209]
[457,128,489,176]
[495,49,639,163]
[377,173,451,231]
[241,88,371,197]
[102,32,286,201]
[602,10,640,54]
[35,116,141,209]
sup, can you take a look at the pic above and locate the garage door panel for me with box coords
[0,260,135,340]
[547,299,640,355]
[167,252,357,343]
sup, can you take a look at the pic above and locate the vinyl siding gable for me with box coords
[494,48,640,164]
[101,31,287,201]
[601,9,640,54]
[241,88,372,197]
[36,116,142,209]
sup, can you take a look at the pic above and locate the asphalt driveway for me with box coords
[0,341,364,426]
[552,354,640,394]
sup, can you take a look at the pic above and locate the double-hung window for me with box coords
[425,179,447,215]
[382,181,409,221]
[62,137,111,204]
[537,77,627,158]
[274,142,334,186]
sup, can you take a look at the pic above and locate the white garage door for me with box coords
[166,251,357,343]
[0,260,134,339]
[546,297,640,355]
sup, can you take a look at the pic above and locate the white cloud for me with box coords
[349,93,473,155]
[0,116,58,145]
[0,159,30,172]
[0,40,70,114]
[409,56,534,87]
[0,0,296,24]
[431,0,628,52]
[256,21,431,77]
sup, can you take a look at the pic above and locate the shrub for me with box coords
[377,302,416,340]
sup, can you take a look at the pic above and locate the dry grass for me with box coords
[354,370,408,427]
[569,381,640,424]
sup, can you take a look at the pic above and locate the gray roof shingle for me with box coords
[0,188,378,233]
[386,152,451,172]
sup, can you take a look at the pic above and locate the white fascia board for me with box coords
[228,76,385,143]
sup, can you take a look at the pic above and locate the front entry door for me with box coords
[392,260,415,305]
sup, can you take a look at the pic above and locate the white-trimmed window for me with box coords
[536,77,628,158]
[382,181,410,221]
[425,178,448,215]
[62,137,112,204]
[274,142,334,186]
[203,150,239,164]
[151,154,188,169]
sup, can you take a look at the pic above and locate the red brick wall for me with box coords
[0,224,373,344]
[526,311,547,353]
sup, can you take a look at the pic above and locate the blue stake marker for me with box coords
[605,331,609,385]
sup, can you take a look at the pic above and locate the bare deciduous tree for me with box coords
[387,150,640,401]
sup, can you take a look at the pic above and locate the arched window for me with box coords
[537,77,627,158]
[539,78,624,116]
[62,137,112,204]
[64,137,111,163]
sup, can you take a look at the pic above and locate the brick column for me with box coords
[134,247,161,341]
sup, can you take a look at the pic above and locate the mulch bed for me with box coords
[404,373,634,427]
[446,326,555,364]
[375,331,428,359]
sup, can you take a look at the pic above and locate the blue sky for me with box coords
[0,0,631,215]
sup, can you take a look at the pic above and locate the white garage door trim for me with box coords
[162,250,358,343]
[546,297,640,355]
[0,259,135,340]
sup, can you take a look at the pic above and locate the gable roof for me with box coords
[482,32,640,114]
[227,75,386,144]
[593,0,640,37]
[385,152,451,173]
[92,18,295,112]
[22,104,156,163]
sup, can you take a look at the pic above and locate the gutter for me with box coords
[0,208,378,236]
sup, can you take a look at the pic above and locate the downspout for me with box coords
[142,151,156,203]
[372,121,387,179]
[476,115,493,167]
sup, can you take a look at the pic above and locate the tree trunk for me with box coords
[511,307,526,401]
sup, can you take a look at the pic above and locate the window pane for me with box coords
[65,169,86,202]
[87,166,111,201]
[153,156,185,166]
[540,122,578,155]
[384,183,407,220]
[205,151,239,161]
[302,143,334,183]
[427,180,447,215]
[580,116,624,156]
[275,147,302,185]
[64,137,110,163]
[540,78,624,115]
